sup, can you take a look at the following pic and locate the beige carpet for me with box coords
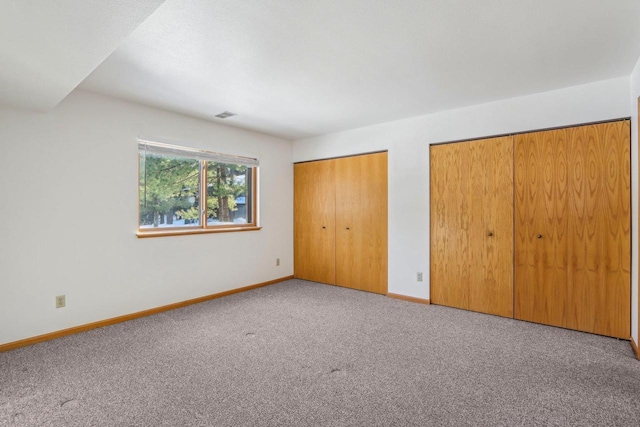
[1,279,639,426]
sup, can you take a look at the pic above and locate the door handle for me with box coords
[322,226,326,229]
[346,227,350,230]
[487,232,493,237]
[537,234,543,239]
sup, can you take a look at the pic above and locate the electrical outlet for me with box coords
[417,272,423,282]
[276,258,280,266]
[55,295,66,308]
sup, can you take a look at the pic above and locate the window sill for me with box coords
[137,226,261,238]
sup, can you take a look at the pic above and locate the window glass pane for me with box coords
[206,162,251,226]
[139,154,201,228]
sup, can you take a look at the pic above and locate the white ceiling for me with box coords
[0,0,165,111]
[3,1,640,139]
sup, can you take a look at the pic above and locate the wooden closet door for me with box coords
[358,152,388,294]
[335,155,361,290]
[430,137,513,317]
[566,121,630,338]
[515,129,569,328]
[430,142,470,310]
[335,152,388,294]
[515,121,630,339]
[469,136,514,317]
[294,160,336,284]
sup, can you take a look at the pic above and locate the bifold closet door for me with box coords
[294,152,388,294]
[514,129,569,329]
[335,152,388,294]
[430,137,513,317]
[294,160,336,284]
[515,121,630,338]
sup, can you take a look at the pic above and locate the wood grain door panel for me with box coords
[430,142,470,310]
[357,152,388,294]
[431,137,513,317]
[515,129,569,327]
[294,160,336,284]
[566,121,630,338]
[470,136,514,317]
[515,120,630,339]
[335,155,361,290]
[335,152,388,294]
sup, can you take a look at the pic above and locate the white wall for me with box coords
[630,58,640,346]
[2,76,635,347]
[293,77,632,306]
[0,90,294,346]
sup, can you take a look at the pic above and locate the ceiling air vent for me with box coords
[214,111,237,119]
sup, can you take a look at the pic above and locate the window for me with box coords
[138,139,259,237]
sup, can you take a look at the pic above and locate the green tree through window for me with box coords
[206,162,251,224]
[139,154,200,228]
[138,140,258,235]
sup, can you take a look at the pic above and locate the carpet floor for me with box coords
[1,279,640,426]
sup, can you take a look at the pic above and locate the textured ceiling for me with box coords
[0,0,165,111]
[6,1,640,139]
